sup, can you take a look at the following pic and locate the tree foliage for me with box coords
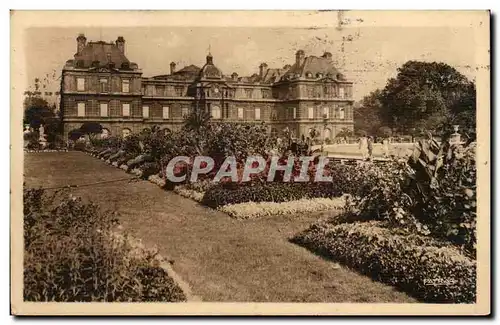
[354,89,384,135]
[80,122,103,138]
[355,61,476,138]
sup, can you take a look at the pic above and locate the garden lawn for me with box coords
[24,151,416,302]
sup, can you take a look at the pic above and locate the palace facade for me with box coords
[61,34,354,140]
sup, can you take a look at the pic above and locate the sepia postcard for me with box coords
[10,10,490,316]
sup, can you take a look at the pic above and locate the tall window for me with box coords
[308,107,314,119]
[224,104,230,119]
[100,103,108,117]
[255,108,261,120]
[323,106,329,119]
[181,106,188,117]
[100,78,108,93]
[122,79,130,93]
[211,106,221,119]
[76,78,85,91]
[77,102,85,117]
[163,106,170,119]
[338,87,345,98]
[238,107,244,119]
[142,106,149,118]
[339,107,345,119]
[293,107,297,119]
[122,103,130,117]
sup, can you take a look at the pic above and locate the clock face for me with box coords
[214,88,219,94]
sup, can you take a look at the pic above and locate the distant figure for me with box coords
[367,136,374,160]
[359,135,368,160]
[382,137,390,158]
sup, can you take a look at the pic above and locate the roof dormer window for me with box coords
[316,73,323,79]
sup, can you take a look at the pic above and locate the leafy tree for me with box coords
[80,122,103,139]
[23,97,54,129]
[354,89,384,135]
[378,61,476,134]
[68,129,84,141]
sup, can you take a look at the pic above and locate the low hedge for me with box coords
[201,182,346,208]
[291,220,476,303]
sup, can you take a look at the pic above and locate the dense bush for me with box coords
[201,178,351,209]
[23,188,186,302]
[140,162,160,179]
[292,220,476,303]
[344,139,477,255]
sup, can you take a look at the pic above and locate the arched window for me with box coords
[324,128,332,140]
[122,128,132,138]
[211,105,221,119]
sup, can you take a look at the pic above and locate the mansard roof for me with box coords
[73,41,133,69]
[282,55,343,80]
[152,65,201,80]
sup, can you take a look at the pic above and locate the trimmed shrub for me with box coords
[292,220,476,303]
[23,188,186,302]
[200,165,358,209]
[140,162,160,179]
[202,183,309,208]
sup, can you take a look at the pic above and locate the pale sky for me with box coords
[24,24,478,102]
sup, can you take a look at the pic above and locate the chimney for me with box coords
[170,62,176,74]
[76,33,87,55]
[116,36,125,54]
[295,50,305,66]
[259,63,268,79]
[322,52,332,60]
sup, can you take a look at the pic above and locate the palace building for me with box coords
[61,34,354,140]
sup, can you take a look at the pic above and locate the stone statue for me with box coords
[38,124,48,149]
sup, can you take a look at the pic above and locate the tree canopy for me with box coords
[80,122,103,138]
[355,61,476,139]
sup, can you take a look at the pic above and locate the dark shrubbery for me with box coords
[23,188,186,302]
[292,220,476,303]
[202,178,350,209]
[140,162,161,179]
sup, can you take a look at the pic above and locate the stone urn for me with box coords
[449,125,461,145]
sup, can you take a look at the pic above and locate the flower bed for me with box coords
[291,220,476,303]
[24,149,69,153]
[201,182,347,209]
[219,197,345,219]
[148,174,166,187]
[173,186,204,203]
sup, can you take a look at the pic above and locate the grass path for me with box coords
[24,152,416,302]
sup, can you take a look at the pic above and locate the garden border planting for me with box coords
[291,220,476,303]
